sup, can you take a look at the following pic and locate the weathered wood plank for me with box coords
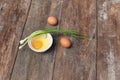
[0,0,31,80]
[11,0,63,80]
[53,0,96,80]
[97,0,120,80]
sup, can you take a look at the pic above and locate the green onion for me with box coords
[19,28,87,49]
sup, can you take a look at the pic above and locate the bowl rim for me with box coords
[28,33,53,52]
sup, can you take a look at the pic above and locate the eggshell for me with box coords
[60,37,71,48]
[28,33,53,53]
[47,16,58,26]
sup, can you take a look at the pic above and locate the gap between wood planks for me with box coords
[51,0,64,80]
[96,0,98,79]
[9,0,33,80]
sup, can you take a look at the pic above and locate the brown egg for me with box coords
[60,37,71,48]
[47,16,58,26]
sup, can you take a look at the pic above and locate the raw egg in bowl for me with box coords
[28,33,53,52]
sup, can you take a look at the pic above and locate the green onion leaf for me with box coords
[19,28,86,49]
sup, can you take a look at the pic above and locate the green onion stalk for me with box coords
[19,28,87,49]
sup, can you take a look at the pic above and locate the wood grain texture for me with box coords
[0,0,31,80]
[11,0,63,80]
[2,0,120,80]
[53,0,96,80]
[97,0,120,80]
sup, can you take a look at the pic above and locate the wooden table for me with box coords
[0,0,120,80]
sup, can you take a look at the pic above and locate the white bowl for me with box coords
[28,33,53,53]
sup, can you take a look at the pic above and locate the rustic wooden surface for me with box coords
[97,0,120,80]
[0,0,120,80]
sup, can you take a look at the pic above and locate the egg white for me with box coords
[28,33,53,52]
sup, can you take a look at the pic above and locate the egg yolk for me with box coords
[32,38,43,50]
